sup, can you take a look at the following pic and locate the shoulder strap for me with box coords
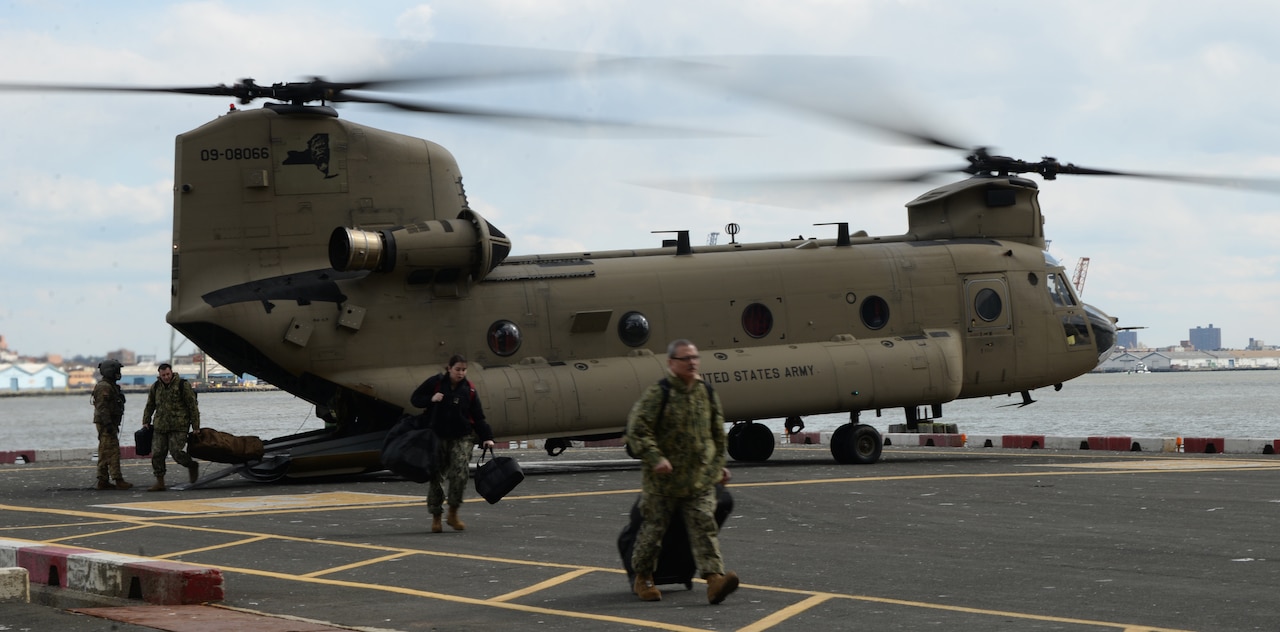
[656,378,671,423]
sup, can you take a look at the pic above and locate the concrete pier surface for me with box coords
[2,443,1278,631]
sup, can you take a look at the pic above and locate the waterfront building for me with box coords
[0,363,69,391]
[1095,349,1280,372]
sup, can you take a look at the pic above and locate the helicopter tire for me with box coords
[830,423,883,465]
[238,454,290,482]
[727,421,775,462]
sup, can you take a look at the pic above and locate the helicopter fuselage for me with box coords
[167,105,1115,471]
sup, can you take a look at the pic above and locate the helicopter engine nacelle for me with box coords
[328,209,512,283]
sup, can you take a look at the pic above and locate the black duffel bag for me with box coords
[473,446,524,503]
[134,425,153,457]
[380,414,439,483]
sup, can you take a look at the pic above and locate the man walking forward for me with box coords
[626,339,739,604]
[141,363,201,491]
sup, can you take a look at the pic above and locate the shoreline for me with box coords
[0,385,280,398]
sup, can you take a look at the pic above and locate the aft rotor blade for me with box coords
[632,166,967,207]
[664,54,973,152]
[1058,164,1280,193]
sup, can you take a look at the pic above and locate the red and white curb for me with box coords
[0,538,222,605]
[874,433,1280,454]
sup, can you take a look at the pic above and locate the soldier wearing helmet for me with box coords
[91,359,133,490]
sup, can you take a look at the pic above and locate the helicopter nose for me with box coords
[1084,303,1118,365]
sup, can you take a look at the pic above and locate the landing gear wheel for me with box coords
[239,454,290,482]
[830,423,883,464]
[727,422,775,462]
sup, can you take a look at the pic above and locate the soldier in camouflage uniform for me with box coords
[141,363,201,491]
[92,359,133,490]
[625,339,739,605]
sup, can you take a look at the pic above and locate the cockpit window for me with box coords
[1046,272,1077,307]
[1062,314,1092,348]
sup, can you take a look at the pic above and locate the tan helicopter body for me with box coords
[165,102,1116,479]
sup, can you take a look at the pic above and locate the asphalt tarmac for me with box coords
[3,443,1279,631]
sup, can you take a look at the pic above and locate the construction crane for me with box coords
[1072,257,1090,295]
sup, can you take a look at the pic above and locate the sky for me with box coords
[2,0,1280,361]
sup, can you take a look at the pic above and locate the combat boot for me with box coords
[95,479,112,491]
[446,506,466,531]
[114,479,134,490]
[705,571,739,605]
[188,463,199,484]
[633,574,661,601]
[147,476,166,492]
[431,514,443,533]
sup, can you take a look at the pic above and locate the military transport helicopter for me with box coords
[6,62,1269,482]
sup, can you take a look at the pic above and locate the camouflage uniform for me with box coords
[142,377,200,480]
[626,374,728,577]
[430,434,478,510]
[92,378,127,486]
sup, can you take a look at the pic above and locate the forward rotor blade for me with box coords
[337,92,734,138]
[0,82,242,98]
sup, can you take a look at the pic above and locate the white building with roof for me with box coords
[0,363,69,391]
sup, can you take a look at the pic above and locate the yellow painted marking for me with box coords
[154,535,271,560]
[734,584,1195,631]
[490,568,595,603]
[43,523,148,543]
[737,593,834,632]
[0,502,1198,631]
[303,550,420,578]
[93,491,421,514]
[1041,459,1280,471]
[198,561,713,632]
[0,457,1222,632]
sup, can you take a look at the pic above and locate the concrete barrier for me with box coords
[0,567,29,602]
[1183,437,1225,454]
[1223,438,1275,454]
[0,538,222,605]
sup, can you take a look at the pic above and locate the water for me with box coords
[1,389,320,452]
[4,371,1280,451]
[798,370,1280,438]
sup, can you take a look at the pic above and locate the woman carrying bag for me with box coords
[410,355,495,533]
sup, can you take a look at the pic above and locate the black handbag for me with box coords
[473,446,524,504]
[134,425,153,457]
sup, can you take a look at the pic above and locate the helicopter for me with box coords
[6,61,1265,482]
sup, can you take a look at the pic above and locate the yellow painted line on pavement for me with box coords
[736,593,833,632]
[1040,459,1280,471]
[304,550,421,578]
[202,562,713,632]
[92,491,423,514]
[490,568,595,603]
[0,502,1197,632]
[43,523,149,543]
[154,535,272,560]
